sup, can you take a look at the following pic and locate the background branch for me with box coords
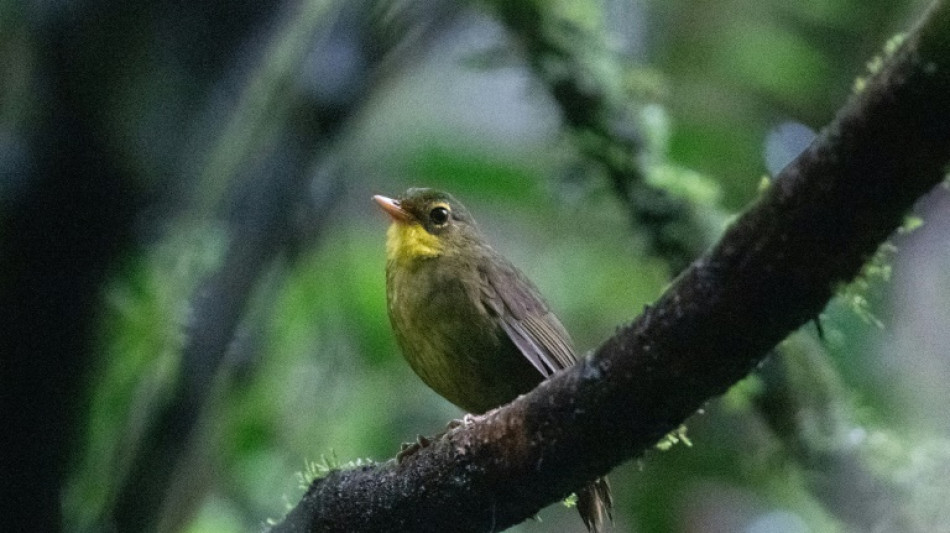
[488,0,711,273]
[106,1,464,531]
[273,2,950,531]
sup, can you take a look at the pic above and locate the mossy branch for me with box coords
[272,2,950,531]
[487,0,708,273]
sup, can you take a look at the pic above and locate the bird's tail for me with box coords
[577,476,613,532]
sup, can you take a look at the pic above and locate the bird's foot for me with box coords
[445,413,481,431]
[396,434,433,463]
[396,414,484,463]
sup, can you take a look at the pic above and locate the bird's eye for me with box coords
[429,206,450,226]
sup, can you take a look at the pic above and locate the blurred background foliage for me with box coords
[4,0,950,531]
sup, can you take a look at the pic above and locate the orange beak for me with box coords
[373,195,412,223]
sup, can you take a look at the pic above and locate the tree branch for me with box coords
[488,0,709,273]
[273,2,950,531]
[107,2,464,530]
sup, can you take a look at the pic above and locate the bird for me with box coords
[374,187,612,532]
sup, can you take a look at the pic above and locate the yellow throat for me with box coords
[386,222,443,264]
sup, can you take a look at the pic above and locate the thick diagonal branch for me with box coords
[273,2,950,532]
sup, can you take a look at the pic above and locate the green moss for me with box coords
[837,240,899,329]
[898,214,924,234]
[853,33,908,95]
[562,492,578,508]
[655,424,693,451]
[297,452,376,488]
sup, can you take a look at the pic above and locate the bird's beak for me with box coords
[373,195,412,223]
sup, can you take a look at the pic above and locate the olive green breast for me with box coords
[386,254,542,414]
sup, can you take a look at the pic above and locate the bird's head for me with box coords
[373,188,480,264]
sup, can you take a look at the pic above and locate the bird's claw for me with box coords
[446,413,481,431]
[397,414,484,463]
[396,434,433,463]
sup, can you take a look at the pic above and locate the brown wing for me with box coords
[480,253,614,532]
[479,254,577,377]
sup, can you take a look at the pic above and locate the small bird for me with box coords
[374,187,612,532]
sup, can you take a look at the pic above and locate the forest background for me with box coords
[4,0,950,531]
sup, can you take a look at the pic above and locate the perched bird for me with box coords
[374,187,612,532]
